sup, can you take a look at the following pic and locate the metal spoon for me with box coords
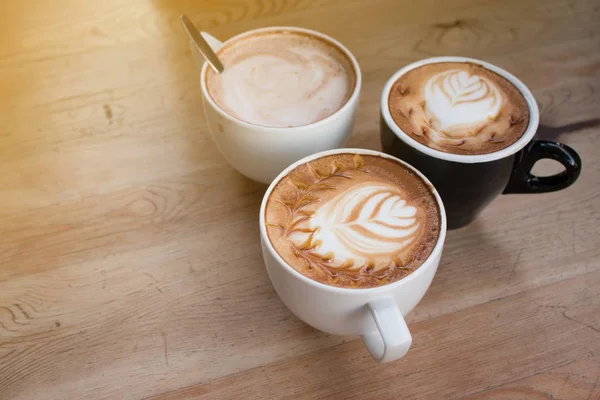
[180,15,224,73]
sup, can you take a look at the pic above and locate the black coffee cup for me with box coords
[380,57,581,230]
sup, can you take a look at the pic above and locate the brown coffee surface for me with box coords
[206,30,356,128]
[388,62,530,155]
[265,153,441,288]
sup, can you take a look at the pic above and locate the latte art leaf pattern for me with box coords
[266,153,441,287]
[273,155,423,278]
[424,69,503,137]
[307,183,419,269]
[432,70,497,106]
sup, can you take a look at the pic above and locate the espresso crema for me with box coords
[388,62,530,155]
[265,153,440,288]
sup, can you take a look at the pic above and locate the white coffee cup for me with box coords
[259,148,447,363]
[193,27,362,184]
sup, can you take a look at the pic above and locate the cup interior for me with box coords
[380,56,540,164]
[200,26,362,131]
[259,148,447,293]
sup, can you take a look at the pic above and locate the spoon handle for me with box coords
[180,15,224,74]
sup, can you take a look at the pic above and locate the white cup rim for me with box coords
[259,148,447,294]
[380,56,540,164]
[200,26,362,132]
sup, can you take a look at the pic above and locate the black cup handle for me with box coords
[503,140,581,194]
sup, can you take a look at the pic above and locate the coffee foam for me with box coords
[265,154,440,288]
[206,30,355,128]
[388,62,530,155]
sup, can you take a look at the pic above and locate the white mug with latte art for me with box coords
[260,149,447,363]
[192,27,361,184]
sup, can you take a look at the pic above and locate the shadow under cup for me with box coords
[380,57,582,230]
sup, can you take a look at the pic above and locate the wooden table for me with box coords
[1,0,599,399]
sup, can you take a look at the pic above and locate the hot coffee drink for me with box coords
[388,62,530,155]
[206,30,356,128]
[265,153,441,288]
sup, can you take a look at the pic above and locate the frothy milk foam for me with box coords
[206,30,355,128]
[265,153,440,288]
[388,62,530,155]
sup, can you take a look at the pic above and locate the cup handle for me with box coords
[188,32,223,71]
[503,140,582,194]
[362,298,412,363]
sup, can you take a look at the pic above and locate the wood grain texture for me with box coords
[1,0,599,399]
[154,271,600,399]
